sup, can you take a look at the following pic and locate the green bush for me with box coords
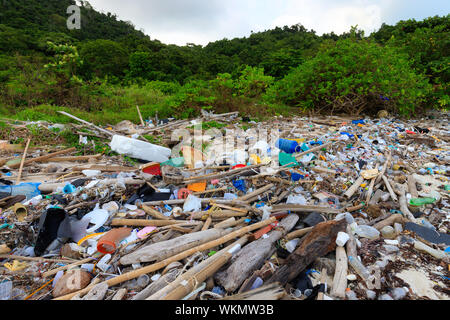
[265,37,432,116]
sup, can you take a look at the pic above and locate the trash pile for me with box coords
[0,110,449,301]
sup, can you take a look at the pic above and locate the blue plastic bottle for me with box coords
[275,139,301,154]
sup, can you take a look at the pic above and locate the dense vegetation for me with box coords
[0,0,448,124]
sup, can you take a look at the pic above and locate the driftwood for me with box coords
[375,151,391,185]
[215,215,299,292]
[365,164,379,204]
[373,214,408,230]
[267,219,346,285]
[330,246,347,299]
[221,283,286,300]
[344,176,365,198]
[271,204,341,214]
[111,219,181,227]
[80,283,109,300]
[285,227,313,240]
[132,267,181,300]
[147,237,249,300]
[111,288,127,300]
[120,228,233,265]
[407,174,419,198]
[238,184,274,202]
[394,183,417,222]
[382,175,398,202]
[53,218,276,300]
[15,138,31,184]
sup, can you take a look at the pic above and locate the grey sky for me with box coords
[84,0,450,46]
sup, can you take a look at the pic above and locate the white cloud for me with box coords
[85,0,445,45]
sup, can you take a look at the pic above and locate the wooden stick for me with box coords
[201,216,212,231]
[238,183,274,202]
[365,164,379,204]
[382,175,398,202]
[57,111,115,136]
[0,255,75,264]
[285,227,313,240]
[42,257,95,278]
[8,147,76,169]
[373,214,407,230]
[344,176,365,198]
[317,267,327,300]
[330,246,347,299]
[136,105,145,126]
[214,217,237,229]
[294,142,332,160]
[111,219,181,227]
[375,151,391,185]
[183,164,263,183]
[53,218,276,300]
[271,204,341,214]
[44,154,102,162]
[15,138,31,185]
[193,187,228,195]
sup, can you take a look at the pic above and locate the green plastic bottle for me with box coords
[409,197,436,206]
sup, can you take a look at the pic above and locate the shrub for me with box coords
[265,37,432,116]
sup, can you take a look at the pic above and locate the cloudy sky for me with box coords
[85,0,449,46]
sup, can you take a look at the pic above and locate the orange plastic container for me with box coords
[97,227,132,254]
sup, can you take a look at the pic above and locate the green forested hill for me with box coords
[0,0,448,122]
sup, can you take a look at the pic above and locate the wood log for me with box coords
[120,227,233,265]
[330,246,347,299]
[267,219,346,285]
[54,219,275,300]
[215,215,299,292]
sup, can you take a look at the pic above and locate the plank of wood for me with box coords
[267,219,346,286]
[330,246,347,299]
[8,147,77,169]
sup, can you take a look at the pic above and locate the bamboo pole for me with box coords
[147,236,249,300]
[141,204,171,220]
[15,138,31,185]
[294,142,332,160]
[8,147,76,169]
[111,219,182,227]
[42,257,95,278]
[136,105,145,126]
[53,218,276,300]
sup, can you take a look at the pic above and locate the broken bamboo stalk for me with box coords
[147,236,249,300]
[8,147,76,169]
[57,111,115,136]
[42,257,96,278]
[53,218,276,300]
[136,105,145,126]
[111,219,181,227]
